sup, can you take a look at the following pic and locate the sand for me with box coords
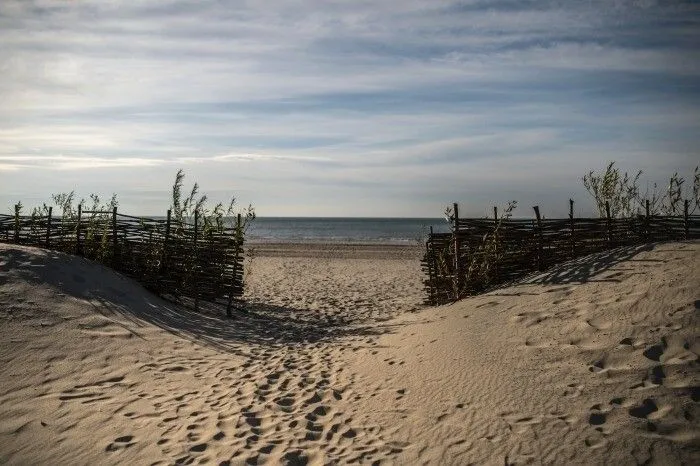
[0,240,698,465]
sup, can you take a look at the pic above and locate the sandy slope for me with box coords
[0,241,698,465]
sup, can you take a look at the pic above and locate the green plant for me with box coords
[28,203,51,240]
[170,169,255,237]
[433,201,518,300]
[583,162,700,218]
[582,162,642,218]
[52,191,77,219]
[460,200,517,295]
[653,168,700,215]
[168,169,255,303]
[82,193,119,261]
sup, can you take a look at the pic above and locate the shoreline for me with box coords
[245,240,425,260]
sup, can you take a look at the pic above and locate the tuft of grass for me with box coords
[170,168,255,237]
[459,200,517,296]
[582,162,642,218]
[433,200,517,300]
[583,162,699,217]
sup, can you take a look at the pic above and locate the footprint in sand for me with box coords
[563,383,583,398]
[105,435,135,452]
[610,397,625,406]
[628,398,658,419]
[627,398,662,432]
[588,408,606,426]
[643,342,665,362]
[584,431,608,449]
[585,316,611,330]
[189,443,207,453]
[618,337,638,348]
[588,357,607,374]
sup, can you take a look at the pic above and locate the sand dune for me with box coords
[0,241,698,465]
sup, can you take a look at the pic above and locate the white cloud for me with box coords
[0,154,164,170]
[0,0,698,216]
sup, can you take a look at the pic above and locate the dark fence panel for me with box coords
[0,208,245,315]
[423,201,700,305]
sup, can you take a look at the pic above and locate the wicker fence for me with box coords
[423,199,700,305]
[0,205,245,315]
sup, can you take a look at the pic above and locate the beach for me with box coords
[0,240,698,465]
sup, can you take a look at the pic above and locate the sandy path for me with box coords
[0,241,698,465]
[339,242,700,464]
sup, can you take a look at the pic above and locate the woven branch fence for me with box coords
[0,205,245,316]
[423,199,700,305]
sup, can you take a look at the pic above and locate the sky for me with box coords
[1,0,699,218]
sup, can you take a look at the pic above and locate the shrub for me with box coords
[170,168,255,238]
[437,201,517,299]
[583,162,699,218]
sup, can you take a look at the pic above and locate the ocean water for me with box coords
[246,217,450,244]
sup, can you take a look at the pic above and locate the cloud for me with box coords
[0,154,165,170]
[0,0,698,216]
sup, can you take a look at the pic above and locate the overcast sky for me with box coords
[1,0,698,217]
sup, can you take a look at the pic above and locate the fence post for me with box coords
[533,206,543,271]
[605,201,612,247]
[162,209,171,267]
[226,213,243,317]
[645,199,650,241]
[158,209,171,293]
[427,226,435,305]
[684,199,690,239]
[194,209,199,312]
[493,205,500,281]
[569,199,575,257]
[14,204,20,244]
[112,207,118,265]
[76,204,82,255]
[46,206,52,247]
[452,202,460,299]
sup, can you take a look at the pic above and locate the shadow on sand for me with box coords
[1,246,400,355]
[517,243,659,286]
[100,297,400,356]
[490,241,696,296]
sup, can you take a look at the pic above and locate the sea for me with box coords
[245,217,450,244]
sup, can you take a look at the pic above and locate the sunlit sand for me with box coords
[1,241,698,464]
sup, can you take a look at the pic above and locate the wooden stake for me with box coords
[645,199,650,241]
[158,209,171,293]
[165,209,172,241]
[15,204,19,244]
[493,205,499,280]
[533,206,543,271]
[453,202,460,299]
[226,213,243,317]
[163,210,171,266]
[14,204,20,244]
[426,225,435,305]
[569,199,575,257]
[684,199,690,239]
[605,201,612,246]
[46,206,52,247]
[112,207,118,265]
[194,210,199,312]
[76,203,82,255]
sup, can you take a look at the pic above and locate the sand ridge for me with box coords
[0,241,698,464]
